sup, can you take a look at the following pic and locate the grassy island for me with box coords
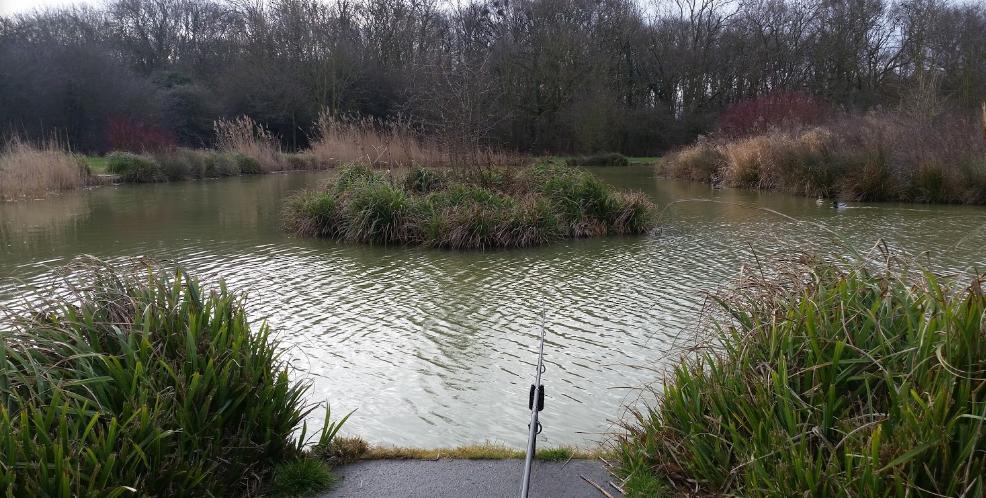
[283,163,656,249]
[617,261,986,497]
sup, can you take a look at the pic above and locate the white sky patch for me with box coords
[0,0,100,16]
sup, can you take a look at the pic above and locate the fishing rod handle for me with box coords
[528,385,545,411]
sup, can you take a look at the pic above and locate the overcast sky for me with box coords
[0,0,99,16]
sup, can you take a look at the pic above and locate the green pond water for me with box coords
[2,166,985,448]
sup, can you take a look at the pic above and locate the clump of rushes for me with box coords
[110,149,268,183]
[283,162,656,249]
[616,259,986,497]
[268,459,336,498]
[0,258,346,497]
[106,151,165,183]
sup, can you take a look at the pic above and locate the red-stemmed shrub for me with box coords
[717,92,828,138]
[105,115,177,153]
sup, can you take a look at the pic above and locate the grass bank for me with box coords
[98,149,323,183]
[616,258,986,497]
[0,258,347,497]
[319,439,605,462]
[2,114,531,201]
[663,112,986,204]
[0,127,328,202]
[564,152,631,167]
[283,162,656,249]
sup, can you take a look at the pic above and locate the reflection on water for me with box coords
[2,167,985,447]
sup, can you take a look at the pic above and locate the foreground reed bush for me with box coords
[663,112,986,204]
[0,138,88,200]
[284,163,655,249]
[307,110,523,168]
[617,260,986,497]
[0,259,338,497]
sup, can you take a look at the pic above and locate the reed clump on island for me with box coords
[282,162,656,249]
[616,257,986,497]
[663,112,986,204]
[0,258,347,497]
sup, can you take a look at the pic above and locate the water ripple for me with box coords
[2,170,986,447]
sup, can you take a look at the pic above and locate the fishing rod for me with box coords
[520,315,547,498]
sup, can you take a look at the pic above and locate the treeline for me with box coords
[1,0,984,155]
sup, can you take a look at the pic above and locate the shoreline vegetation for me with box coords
[663,111,986,205]
[320,439,604,462]
[616,256,986,497]
[0,114,529,202]
[282,163,656,249]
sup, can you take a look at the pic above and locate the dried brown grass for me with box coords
[307,110,523,168]
[214,116,286,172]
[722,127,834,193]
[664,111,986,204]
[0,138,87,201]
[663,137,723,182]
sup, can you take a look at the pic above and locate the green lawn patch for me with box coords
[627,156,660,165]
[82,155,109,174]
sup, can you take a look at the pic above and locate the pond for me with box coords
[2,166,985,449]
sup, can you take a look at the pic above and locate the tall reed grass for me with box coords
[215,116,287,172]
[664,112,986,204]
[0,258,343,496]
[307,111,523,168]
[616,258,986,497]
[283,162,655,249]
[0,137,88,200]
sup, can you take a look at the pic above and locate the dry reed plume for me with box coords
[307,110,523,168]
[0,137,87,201]
[215,116,286,171]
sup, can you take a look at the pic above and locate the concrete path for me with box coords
[320,459,622,498]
